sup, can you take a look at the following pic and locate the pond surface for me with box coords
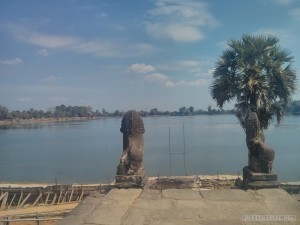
[0,115,299,183]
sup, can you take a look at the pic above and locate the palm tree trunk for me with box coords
[250,93,257,112]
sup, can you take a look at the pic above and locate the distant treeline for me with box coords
[0,105,231,120]
[1,100,300,121]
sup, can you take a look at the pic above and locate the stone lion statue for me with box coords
[245,111,275,173]
[117,110,145,176]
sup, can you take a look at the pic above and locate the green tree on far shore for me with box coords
[289,100,300,114]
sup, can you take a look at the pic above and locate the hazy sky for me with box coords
[1,0,300,112]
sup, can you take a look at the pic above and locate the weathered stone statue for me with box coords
[115,110,146,187]
[245,111,275,173]
[243,111,279,189]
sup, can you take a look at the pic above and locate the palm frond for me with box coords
[210,33,297,129]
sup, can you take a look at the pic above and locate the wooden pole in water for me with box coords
[169,126,171,176]
[183,124,187,176]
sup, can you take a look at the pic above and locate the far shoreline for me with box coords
[0,116,107,126]
[1,113,298,127]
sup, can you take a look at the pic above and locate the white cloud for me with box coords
[49,96,69,102]
[144,73,207,88]
[145,73,169,83]
[18,97,32,102]
[146,23,203,42]
[127,43,159,56]
[27,33,80,48]
[290,8,300,22]
[189,67,214,79]
[2,22,80,49]
[129,63,156,74]
[73,40,158,57]
[185,79,207,87]
[72,39,118,56]
[38,49,49,56]
[146,0,217,42]
[180,60,200,67]
[2,22,158,57]
[165,78,207,88]
[0,57,22,65]
[44,76,61,83]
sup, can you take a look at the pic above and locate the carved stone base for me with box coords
[248,153,273,173]
[114,175,147,188]
[243,166,279,189]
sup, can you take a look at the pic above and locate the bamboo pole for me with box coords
[17,190,23,207]
[79,191,84,201]
[51,193,57,205]
[33,193,43,206]
[0,192,8,209]
[1,218,63,222]
[69,189,74,202]
[45,192,50,205]
[57,191,62,204]
[0,192,7,201]
[8,193,16,209]
[62,191,68,203]
[18,193,31,207]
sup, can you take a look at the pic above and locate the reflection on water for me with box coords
[0,124,45,130]
[0,115,299,183]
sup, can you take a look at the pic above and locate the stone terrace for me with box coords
[59,187,300,225]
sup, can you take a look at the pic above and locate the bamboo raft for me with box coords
[0,183,112,224]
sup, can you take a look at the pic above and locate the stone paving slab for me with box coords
[60,188,300,225]
[200,189,257,202]
[105,188,142,202]
[139,189,161,200]
[257,189,300,218]
[133,198,177,210]
[58,191,106,225]
[195,201,272,220]
[162,189,202,200]
[85,189,142,225]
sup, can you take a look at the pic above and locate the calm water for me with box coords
[0,115,299,183]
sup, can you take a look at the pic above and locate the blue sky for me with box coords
[0,0,300,112]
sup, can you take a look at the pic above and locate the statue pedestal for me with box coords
[115,175,147,188]
[243,166,279,189]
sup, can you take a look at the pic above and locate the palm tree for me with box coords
[211,34,296,130]
[211,34,297,174]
